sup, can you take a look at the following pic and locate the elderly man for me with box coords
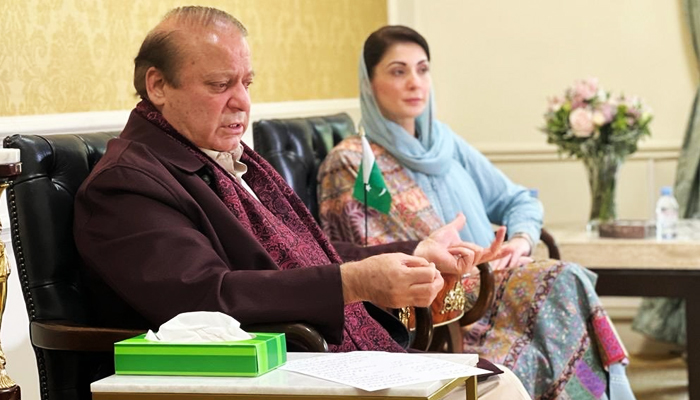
[74,6,530,398]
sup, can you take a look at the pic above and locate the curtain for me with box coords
[676,0,700,219]
[631,0,700,348]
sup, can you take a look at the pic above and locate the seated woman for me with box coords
[318,25,636,400]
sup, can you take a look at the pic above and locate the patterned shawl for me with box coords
[135,100,405,353]
[318,136,443,244]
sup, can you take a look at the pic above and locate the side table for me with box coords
[91,353,481,400]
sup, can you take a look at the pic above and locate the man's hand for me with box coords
[488,237,533,270]
[414,213,512,276]
[414,213,480,275]
[340,253,444,308]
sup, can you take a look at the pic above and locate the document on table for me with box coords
[280,351,490,392]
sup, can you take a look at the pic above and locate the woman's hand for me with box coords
[488,237,533,270]
[415,213,505,276]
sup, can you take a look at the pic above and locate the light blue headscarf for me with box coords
[359,61,451,176]
[359,55,542,247]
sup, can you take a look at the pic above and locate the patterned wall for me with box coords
[0,0,387,116]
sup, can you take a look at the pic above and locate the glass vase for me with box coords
[583,152,621,234]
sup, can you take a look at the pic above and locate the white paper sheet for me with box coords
[280,351,490,392]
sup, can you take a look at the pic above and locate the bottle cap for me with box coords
[661,186,673,196]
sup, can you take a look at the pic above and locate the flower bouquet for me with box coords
[542,78,652,227]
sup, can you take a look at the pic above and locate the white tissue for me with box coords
[145,311,253,343]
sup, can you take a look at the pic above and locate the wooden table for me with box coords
[541,225,700,399]
[91,353,481,400]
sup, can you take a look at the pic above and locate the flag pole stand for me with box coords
[364,190,368,247]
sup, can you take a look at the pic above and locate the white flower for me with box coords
[548,96,564,112]
[592,110,607,126]
[596,89,607,101]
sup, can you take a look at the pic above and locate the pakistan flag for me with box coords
[353,135,391,214]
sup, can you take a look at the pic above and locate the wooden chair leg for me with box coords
[428,321,463,353]
[446,321,463,353]
[428,325,448,352]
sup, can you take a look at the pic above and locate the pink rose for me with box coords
[574,78,599,101]
[569,107,595,137]
[570,97,585,110]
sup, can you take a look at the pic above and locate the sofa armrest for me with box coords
[30,321,144,352]
[30,320,329,353]
[460,262,496,326]
[244,322,328,352]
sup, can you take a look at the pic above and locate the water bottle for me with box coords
[656,186,679,240]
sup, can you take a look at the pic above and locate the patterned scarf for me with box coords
[135,100,405,353]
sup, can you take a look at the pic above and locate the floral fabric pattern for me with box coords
[319,136,629,399]
[319,136,444,245]
[464,260,626,399]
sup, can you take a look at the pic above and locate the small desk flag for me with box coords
[352,129,391,214]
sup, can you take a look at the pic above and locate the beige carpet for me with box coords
[608,308,688,400]
[627,354,687,400]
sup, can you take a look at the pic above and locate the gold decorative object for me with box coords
[0,160,22,399]
[440,280,466,315]
[0,240,16,391]
[397,306,411,327]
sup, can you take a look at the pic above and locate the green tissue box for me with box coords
[114,332,286,377]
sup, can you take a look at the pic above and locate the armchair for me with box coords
[3,133,327,400]
[253,113,354,223]
[253,115,564,355]
[254,114,495,352]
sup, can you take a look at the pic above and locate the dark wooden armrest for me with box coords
[408,307,433,351]
[31,320,328,353]
[540,227,560,260]
[390,306,433,351]
[30,320,145,352]
[241,322,328,352]
[460,262,496,326]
